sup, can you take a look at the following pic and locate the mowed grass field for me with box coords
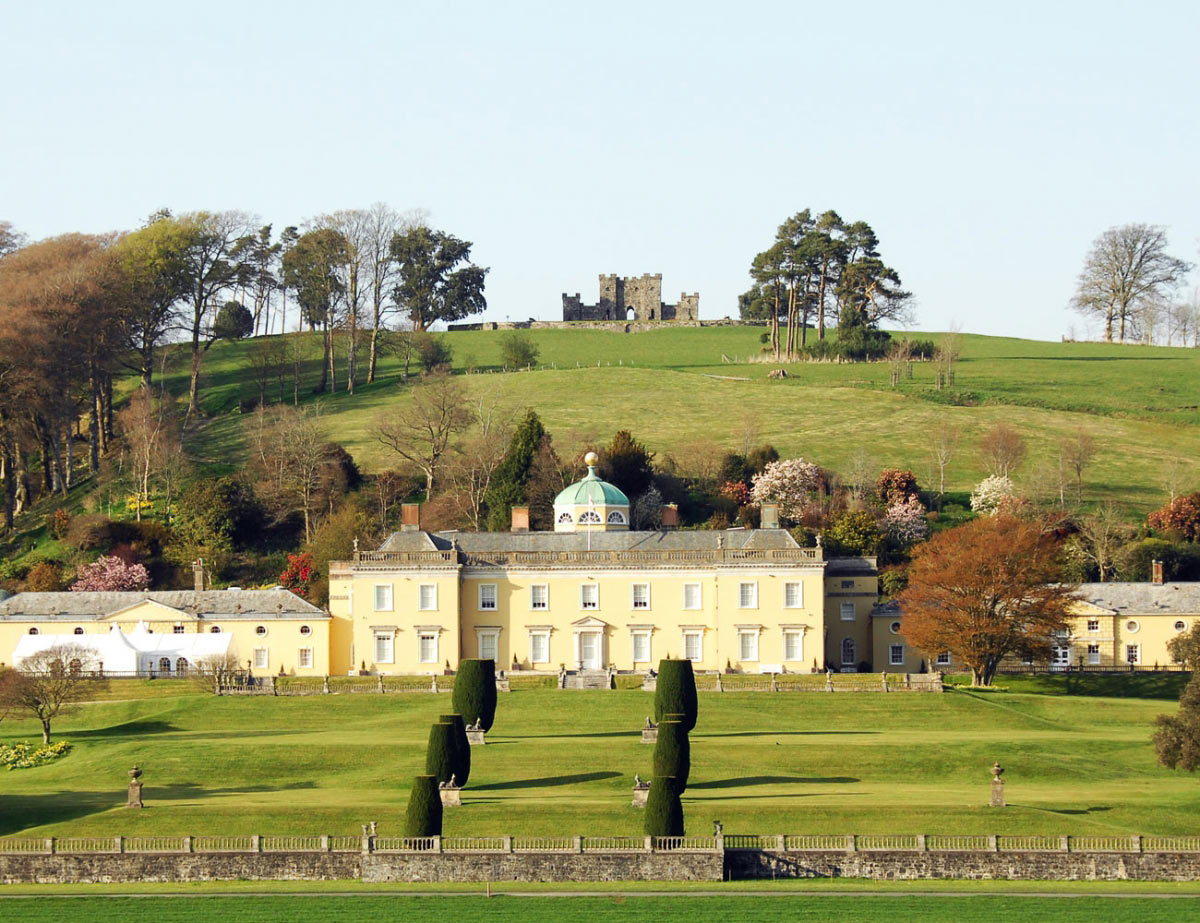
[4,684,1199,839]
[165,327,1200,513]
[6,894,1200,923]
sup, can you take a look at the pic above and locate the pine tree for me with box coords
[452,659,498,732]
[403,775,443,836]
[654,659,698,731]
[485,410,546,531]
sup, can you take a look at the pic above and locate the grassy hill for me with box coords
[3,682,1196,838]
[158,327,1200,513]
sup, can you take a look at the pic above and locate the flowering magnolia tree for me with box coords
[750,458,822,522]
[883,496,929,546]
[279,552,316,599]
[969,475,1015,515]
[70,556,150,592]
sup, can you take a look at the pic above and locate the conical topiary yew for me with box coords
[452,659,498,732]
[439,712,471,786]
[654,658,698,731]
[404,774,443,836]
[425,722,457,784]
[652,718,690,792]
[643,775,684,837]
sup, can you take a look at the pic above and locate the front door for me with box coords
[580,631,602,670]
[1051,645,1071,670]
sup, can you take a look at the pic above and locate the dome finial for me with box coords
[584,450,598,468]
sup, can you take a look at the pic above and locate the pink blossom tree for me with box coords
[750,458,822,522]
[883,496,929,546]
[70,556,151,592]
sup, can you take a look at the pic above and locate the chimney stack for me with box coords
[660,503,679,530]
[511,506,530,533]
[761,502,780,530]
[401,503,421,532]
[193,560,206,593]
[1151,559,1164,585]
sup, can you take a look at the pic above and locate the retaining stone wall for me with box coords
[365,851,721,882]
[0,852,360,885]
[726,849,1200,881]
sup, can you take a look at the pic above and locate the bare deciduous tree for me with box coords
[929,422,960,498]
[979,422,1026,478]
[1070,224,1191,343]
[1060,428,1096,503]
[2,644,106,743]
[376,373,473,498]
[252,404,330,542]
[118,386,182,521]
[843,448,875,508]
[191,651,243,695]
[1075,502,1129,583]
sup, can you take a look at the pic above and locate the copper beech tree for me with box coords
[898,514,1079,686]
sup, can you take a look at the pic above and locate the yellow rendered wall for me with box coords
[343,572,461,674]
[824,575,878,670]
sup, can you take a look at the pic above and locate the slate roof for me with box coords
[1074,583,1200,616]
[380,528,804,554]
[0,590,326,621]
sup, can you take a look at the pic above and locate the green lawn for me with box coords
[4,895,1199,923]
[161,328,1200,514]
[3,686,1198,839]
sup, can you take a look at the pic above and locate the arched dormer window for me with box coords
[579,510,601,524]
[606,511,626,524]
[557,511,573,524]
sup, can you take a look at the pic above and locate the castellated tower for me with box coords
[561,273,698,322]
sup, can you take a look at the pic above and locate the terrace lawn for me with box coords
[3,684,1198,839]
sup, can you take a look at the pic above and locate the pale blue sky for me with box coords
[2,1,1196,340]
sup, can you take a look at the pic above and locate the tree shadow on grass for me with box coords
[517,731,639,739]
[700,731,878,738]
[1038,806,1113,816]
[689,792,867,802]
[1,781,319,836]
[689,776,859,789]
[71,720,179,738]
[471,772,621,792]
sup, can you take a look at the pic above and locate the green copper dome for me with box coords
[554,460,629,508]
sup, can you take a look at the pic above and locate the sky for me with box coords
[2,1,1197,341]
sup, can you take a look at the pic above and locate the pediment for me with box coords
[571,616,609,630]
[1070,600,1116,616]
[104,599,191,621]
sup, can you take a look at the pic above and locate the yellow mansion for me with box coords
[1,460,1196,678]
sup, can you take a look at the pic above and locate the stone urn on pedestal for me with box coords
[127,766,144,809]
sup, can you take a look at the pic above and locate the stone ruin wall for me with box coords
[562,273,699,322]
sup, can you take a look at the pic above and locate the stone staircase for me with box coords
[560,669,614,690]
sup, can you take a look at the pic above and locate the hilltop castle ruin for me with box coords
[562,274,699,322]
